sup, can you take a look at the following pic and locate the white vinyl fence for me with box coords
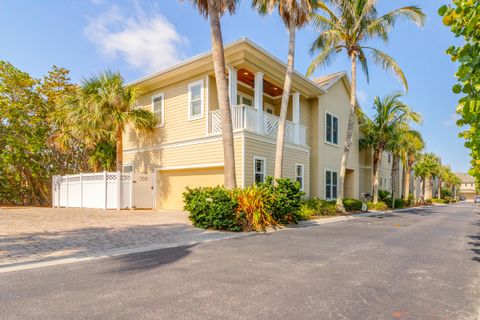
[52,172,153,210]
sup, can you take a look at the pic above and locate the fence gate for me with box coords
[52,172,154,210]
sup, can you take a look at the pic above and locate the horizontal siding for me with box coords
[124,74,209,150]
[123,135,243,187]
[243,135,310,197]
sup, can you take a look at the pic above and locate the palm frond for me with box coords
[306,46,341,77]
[366,47,408,91]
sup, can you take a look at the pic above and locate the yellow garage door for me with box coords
[157,167,224,210]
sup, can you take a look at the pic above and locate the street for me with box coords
[1,203,479,320]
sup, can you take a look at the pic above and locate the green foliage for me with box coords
[378,190,391,202]
[257,176,303,223]
[343,198,362,212]
[439,1,480,184]
[0,62,87,205]
[183,186,242,232]
[385,198,406,209]
[235,185,276,231]
[367,201,388,211]
[299,198,338,217]
[441,187,453,199]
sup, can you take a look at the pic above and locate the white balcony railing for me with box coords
[208,105,307,146]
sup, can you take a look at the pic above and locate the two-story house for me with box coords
[123,38,361,210]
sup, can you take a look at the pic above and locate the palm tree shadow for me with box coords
[109,244,196,273]
[468,221,480,262]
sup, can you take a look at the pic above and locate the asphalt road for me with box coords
[1,203,479,320]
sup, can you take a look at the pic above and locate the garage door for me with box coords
[157,167,224,210]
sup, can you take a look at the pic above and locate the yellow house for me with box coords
[123,38,364,210]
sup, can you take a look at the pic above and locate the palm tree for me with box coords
[73,71,156,171]
[414,153,440,201]
[307,0,425,210]
[360,93,421,204]
[397,129,424,202]
[189,0,239,188]
[252,0,318,182]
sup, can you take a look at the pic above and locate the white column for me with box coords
[254,72,264,133]
[292,92,300,144]
[228,67,237,108]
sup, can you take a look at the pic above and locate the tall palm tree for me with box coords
[360,93,421,204]
[414,153,440,201]
[75,71,156,171]
[306,0,425,210]
[397,129,424,202]
[189,0,239,188]
[252,0,318,182]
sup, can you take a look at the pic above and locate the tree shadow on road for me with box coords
[468,220,480,263]
[108,244,197,273]
[0,224,218,268]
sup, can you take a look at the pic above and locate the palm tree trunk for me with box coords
[391,155,399,208]
[372,149,381,203]
[337,52,357,211]
[274,21,296,183]
[403,164,411,202]
[437,178,442,199]
[208,1,236,189]
[116,127,123,171]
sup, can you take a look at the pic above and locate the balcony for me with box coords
[208,105,307,146]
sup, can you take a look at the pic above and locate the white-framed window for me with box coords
[265,103,275,114]
[325,169,338,200]
[188,80,204,120]
[151,93,164,127]
[295,164,304,190]
[237,93,253,107]
[326,112,339,145]
[123,164,134,173]
[254,156,266,183]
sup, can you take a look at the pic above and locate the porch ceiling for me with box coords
[237,68,283,97]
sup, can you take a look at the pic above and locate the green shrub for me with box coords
[297,203,318,220]
[431,198,448,204]
[378,190,391,202]
[367,201,388,211]
[298,197,338,217]
[257,176,303,223]
[235,185,276,231]
[343,198,363,211]
[183,186,241,231]
[441,187,452,198]
[385,198,406,209]
[424,198,433,205]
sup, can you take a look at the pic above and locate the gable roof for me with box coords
[312,72,346,91]
[127,37,324,97]
[455,172,475,183]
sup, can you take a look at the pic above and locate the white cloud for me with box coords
[443,113,458,127]
[357,89,367,104]
[84,4,186,73]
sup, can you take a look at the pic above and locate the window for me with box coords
[237,93,253,107]
[387,153,391,163]
[152,93,164,126]
[296,164,304,190]
[325,170,338,199]
[188,80,203,120]
[254,157,266,183]
[326,113,339,145]
[123,164,133,173]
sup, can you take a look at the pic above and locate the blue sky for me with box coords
[0,0,468,172]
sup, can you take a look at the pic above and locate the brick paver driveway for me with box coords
[0,207,235,268]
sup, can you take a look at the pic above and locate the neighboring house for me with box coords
[455,172,476,201]
[122,38,364,210]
